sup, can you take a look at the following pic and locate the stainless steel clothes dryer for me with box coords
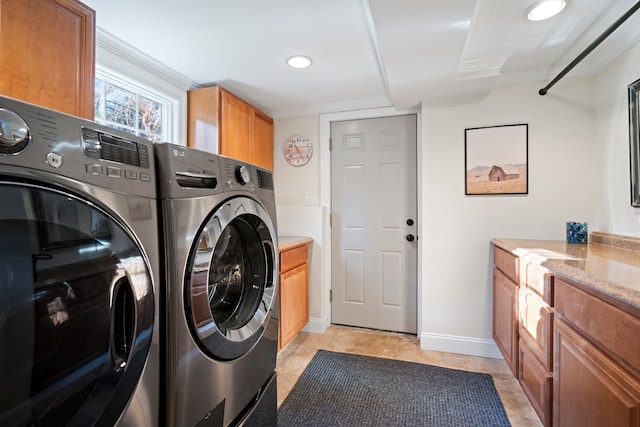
[0,96,160,426]
[155,143,278,427]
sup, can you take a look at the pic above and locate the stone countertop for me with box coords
[278,235,313,252]
[491,232,640,314]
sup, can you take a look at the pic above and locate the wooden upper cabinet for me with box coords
[220,89,252,162]
[187,86,274,170]
[0,0,95,119]
[186,85,219,153]
[251,109,274,170]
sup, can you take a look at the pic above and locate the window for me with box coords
[93,28,191,145]
[94,72,170,143]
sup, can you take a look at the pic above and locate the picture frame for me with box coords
[629,78,640,207]
[465,124,528,195]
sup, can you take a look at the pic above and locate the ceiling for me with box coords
[82,0,640,118]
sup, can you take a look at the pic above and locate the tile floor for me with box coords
[276,325,542,427]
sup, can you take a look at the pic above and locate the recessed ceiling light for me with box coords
[526,0,567,21]
[287,55,312,69]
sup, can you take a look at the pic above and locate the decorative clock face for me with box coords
[284,135,313,167]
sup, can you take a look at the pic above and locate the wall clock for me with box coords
[284,135,313,167]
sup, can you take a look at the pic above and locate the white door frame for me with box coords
[319,107,422,334]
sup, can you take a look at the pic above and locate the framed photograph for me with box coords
[629,78,640,207]
[465,124,528,195]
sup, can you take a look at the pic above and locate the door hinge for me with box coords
[329,289,332,302]
[329,213,332,227]
[329,138,332,151]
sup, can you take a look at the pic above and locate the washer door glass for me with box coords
[186,196,277,360]
[0,182,154,426]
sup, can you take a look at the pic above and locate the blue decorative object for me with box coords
[566,221,588,244]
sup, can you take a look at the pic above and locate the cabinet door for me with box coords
[279,263,308,350]
[0,0,95,118]
[187,86,219,152]
[494,267,519,376]
[519,339,552,425]
[220,90,251,162]
[554,318,640,427]
[252,109,274,170]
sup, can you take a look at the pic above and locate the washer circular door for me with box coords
[0,181,154,426]
[185,196,277,360]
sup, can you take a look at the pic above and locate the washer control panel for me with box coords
[82,129,150,169]
[0,95,156,198]
[235,165,251,185]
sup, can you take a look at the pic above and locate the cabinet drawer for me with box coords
[555,278,640,379]
[280,244,308,273]
[494,246,519,284]
[525,262,554,306]
[519,339,552,426]
[519,287,553,371]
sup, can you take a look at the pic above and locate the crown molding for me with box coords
[96,27,196,91]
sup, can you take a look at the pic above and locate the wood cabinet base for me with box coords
[553,318,640,427]
[493,267,519,377]
[278,243,309,350]
[519,339,552,426]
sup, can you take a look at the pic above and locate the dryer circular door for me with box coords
[0,181,154,426]
[185,196,277,360]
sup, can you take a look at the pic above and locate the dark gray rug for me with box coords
[278,350,511,427]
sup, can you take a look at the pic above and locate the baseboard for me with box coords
[420,332,503,359]
[301,316,328,334]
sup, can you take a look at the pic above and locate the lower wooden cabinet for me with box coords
[278,242,309,350]
[493,238,640,427]
[519,284,554,426]
[493,267,519,376]
[519,338,553,425]
[553,318,640,427]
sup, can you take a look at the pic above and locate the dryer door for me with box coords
[0,181,154,426]
[186,196,277,360]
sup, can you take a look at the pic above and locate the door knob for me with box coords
[406,234,415,242]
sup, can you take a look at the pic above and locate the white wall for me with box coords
[273,115,320,207]
[273,115,329,332]
[273,75,612,357]
[594,42,640,237]
[420,77,597,356]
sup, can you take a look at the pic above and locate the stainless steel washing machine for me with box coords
[0,96,160,426]
[155,143,278,427]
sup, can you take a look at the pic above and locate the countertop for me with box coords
[278,235,312,252]
[491,232,640,314]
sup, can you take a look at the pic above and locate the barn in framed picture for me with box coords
[465,124,528,195]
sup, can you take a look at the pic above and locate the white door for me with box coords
[331,115,417,334]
